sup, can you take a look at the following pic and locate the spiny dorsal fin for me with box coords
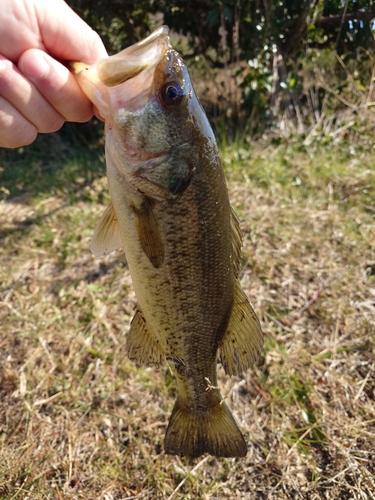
[231,206,243,277]
[131,198,164,268]
[219,281,263,376]
[127,308,165,367]
[91,202,123,257]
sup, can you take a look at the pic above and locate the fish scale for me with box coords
[72,25,263,458]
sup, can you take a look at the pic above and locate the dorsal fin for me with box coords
[91,203,123,257]
[231,206,243,277]
[219,280,263,376]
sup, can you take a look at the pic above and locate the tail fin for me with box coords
[164,399,247,458]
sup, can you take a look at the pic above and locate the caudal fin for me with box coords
[164,399,247,458]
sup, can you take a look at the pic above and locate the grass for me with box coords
[0,126,375,499]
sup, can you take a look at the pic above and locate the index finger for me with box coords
[18,49,95,123]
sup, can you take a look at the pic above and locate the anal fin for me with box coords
[126,308,165,367]
[91,202,123,257]
[219,281,263,376]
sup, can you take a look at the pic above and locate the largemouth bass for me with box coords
[72,26,263,458]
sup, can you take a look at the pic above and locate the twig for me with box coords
[39,336,56,374]
[321,464,356,484]
[296,289,322,318]
[333,302,344,358]
[335,53,364,98]
[264,311,293,332]
[287,422,319,457]
[33,391,63,407]
[354,363,374,402]
[303,112,326,145]
[9,476,29,500]
[335,0,350,50]
[167,455,210,500]
[329,120,356,138]
[366,62,375,105]
[318,77,358,110]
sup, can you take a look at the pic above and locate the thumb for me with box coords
[36,0,107,63]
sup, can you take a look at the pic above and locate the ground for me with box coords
[0,134,374,499]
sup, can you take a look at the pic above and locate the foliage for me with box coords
[66,1,375,134]
[66,0,159,53]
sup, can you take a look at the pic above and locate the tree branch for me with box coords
[283,0,318,56]
[314,9,375,26]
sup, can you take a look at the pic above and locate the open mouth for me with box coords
[72,26,175,117]
[96,26,171,88]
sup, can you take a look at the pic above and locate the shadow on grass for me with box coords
[0,120,105,200]
[0,120,107,246]
[0,201,70,244]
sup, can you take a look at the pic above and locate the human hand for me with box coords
[0,0,107,148]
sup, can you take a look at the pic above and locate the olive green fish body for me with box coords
[72,26,263,458]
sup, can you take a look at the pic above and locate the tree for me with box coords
[66,0,158,53]
[67,1,375,131]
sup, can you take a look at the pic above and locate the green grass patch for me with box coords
[0,131,374,498]
[0,122,105,200]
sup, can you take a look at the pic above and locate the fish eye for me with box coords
[161,81,185,106]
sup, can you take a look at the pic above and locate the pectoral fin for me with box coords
[131,198,164,268]
[91,203,123,257]
[219,281,263,376]
[127,308,165,367]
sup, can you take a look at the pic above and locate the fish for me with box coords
[72,26,263,458]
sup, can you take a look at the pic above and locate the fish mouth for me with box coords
[72,26,175,115]
[96,26,172,87]
[72,26,171,88]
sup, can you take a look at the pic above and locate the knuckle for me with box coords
[20,128,38,147]
[0,56,13,77]
[74,108,94,123]
[56,100,92,124]
[0,127,37,148]
[0,107,37,148]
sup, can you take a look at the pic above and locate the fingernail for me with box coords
[20,51,49,79]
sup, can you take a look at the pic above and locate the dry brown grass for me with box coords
[0,144,374,499]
